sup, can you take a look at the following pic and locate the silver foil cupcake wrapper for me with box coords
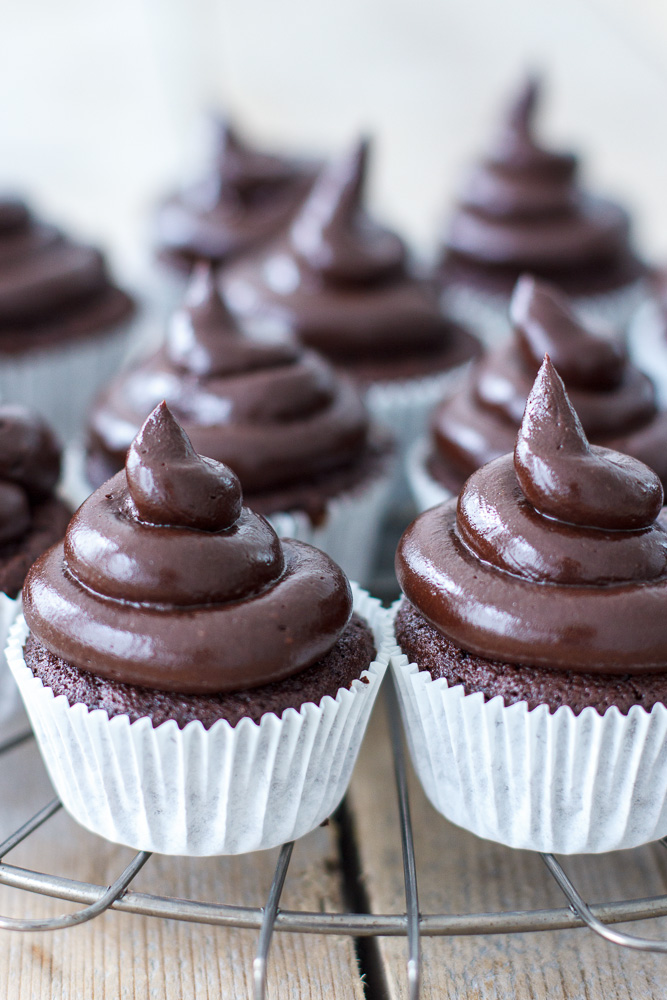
[7,584,391,856]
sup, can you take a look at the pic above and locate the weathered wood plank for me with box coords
[348,692,667,1000]
[0,724,364,1000]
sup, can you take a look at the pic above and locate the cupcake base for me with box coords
[391,601,667,854]
[7,585,392,856]
[24,613,375,729]
[396,600,667,716]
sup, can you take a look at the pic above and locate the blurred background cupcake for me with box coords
[437,77,647,343]
[0,195,136,440]
[153,115,319,304]
[77,265,394,585]
[224,139,482,495]
[408,275,667,511]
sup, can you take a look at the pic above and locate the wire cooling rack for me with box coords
[0,681,667,1000]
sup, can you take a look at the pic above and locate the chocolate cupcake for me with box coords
[9,402,391,855]
[408,275,667,512]
[438,77,646,342]
[393,357,667,853]
[223,139,482,480]
[0,405,70,722]
[82,264,394,584]
[0,196,136,439]
[155,116,317,278]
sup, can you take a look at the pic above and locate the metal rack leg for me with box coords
[0,797,151,931]
[0,729,34,756]
[254,841,295,1000]
[542,852,667,952]
[386,675,422,1000]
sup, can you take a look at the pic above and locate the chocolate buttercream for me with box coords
[431,276,667,490]
[86,265,381,514]
[398,358,667,673]
[440,77,642,293]
[24,402,353,693]
[223,139,480,378]
[155,117,317,270]
[0,196,133,351]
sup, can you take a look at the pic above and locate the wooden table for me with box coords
[0,688,666,999]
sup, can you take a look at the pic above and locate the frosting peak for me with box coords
[510,275,625,388]
[289,139,406,284]
[126,402,243,530]
[514,356,663,529]
[489,76,576,179]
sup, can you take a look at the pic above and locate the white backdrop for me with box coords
[1,0,667,280]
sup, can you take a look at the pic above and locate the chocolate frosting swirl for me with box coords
[398,358,667,673]
[440,77,641,287]
[155,117,318,269]
[0,196,133,344]
[0,405,61,545]
[431,276,667,490]
[224,139,479,369]
[24,403,353,693]
[87,265,372,502]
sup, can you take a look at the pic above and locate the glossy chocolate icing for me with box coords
[224,139,480,373]
[86,265,375,507]
[431,276,667,489]
[0,405,61,546]
[24,403,353,693]
[0,196,133,347]
[398,358,667,672]
[440,77,642,290]
[155,117,317,270]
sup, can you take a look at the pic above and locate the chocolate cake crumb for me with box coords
[25,613,376,729]
[396,599,667,716]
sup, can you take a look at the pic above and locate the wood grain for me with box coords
[347,691,667,1000]
[0,717,364,1000]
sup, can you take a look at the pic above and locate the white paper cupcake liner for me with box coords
[442,278,647,347]
[7,585,391,856]
[628,300,667,407]
[0,593,22,726]
[405,439,454,513]
[391,616,667,854]
[62,443,395,588]
[0,316,138,444]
